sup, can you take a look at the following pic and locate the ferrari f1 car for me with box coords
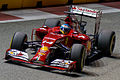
[5,5,116,72]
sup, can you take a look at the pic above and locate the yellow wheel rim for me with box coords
[110,35,115,55]
[81,48,85,70]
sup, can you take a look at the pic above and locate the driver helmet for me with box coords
[60,24,71,34]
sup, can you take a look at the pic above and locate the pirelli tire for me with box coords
[44,19,60,28]
[10,32,27,50]
[71,44,86,72]
[98,30,116,56]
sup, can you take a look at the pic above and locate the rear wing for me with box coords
[65,5,102,35]
[70,5,102,18]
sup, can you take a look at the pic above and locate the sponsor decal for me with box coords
[17,52,23,56]
[38,52,46,56]
[40,50,47,53]
[71,6,100,17]
[72,6,97,13]
[43,25,47,28]
[41,46,49,51]
[36,56,40,61]
[42,40,53,44]
[8,49,29,61]
[40,28,46,30]
[44,37,56,40]
[37,46,49,56]
[9,51,14,54]
[50,32,64,37]
[78,36,85,38]
[8,49,18,55]
[50,59,73,68]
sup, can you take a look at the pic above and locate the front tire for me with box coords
[71,44,86,72]
[10,32,27,50]
[98,30,116,56]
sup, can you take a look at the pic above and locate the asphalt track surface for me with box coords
[0,12,120,80]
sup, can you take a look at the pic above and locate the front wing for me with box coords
[5,49,76,71]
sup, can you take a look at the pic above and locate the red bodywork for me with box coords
[5,16,91,71]
[5,5,103,71]
[31,16,90,64]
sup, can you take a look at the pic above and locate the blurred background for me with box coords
[0,0,119,10]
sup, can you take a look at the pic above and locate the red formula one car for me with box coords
[5,5,116,72]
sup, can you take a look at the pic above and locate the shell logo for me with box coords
[10,51,14,54]
[41,46,49,51]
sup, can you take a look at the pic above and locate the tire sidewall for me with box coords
[71,44,86,72]
[10,32,27,50]
[98,30,116,56]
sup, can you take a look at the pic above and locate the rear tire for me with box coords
[98,30,116,56]
[10,32,27,50]
[71,44,86,72]
[44,19,60,28]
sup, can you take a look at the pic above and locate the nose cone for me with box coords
[30,46,50,64]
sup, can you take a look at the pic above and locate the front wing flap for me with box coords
[5,49,29,61]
